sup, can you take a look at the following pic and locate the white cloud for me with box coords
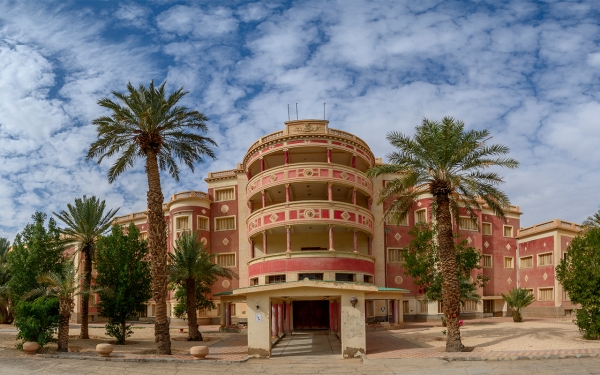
[115,3,152,29]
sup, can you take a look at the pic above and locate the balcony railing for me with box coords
[246,162,373,198]
[518,219,582,236]
[246,200,374,237]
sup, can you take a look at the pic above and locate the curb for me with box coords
[441,353,600,362]
[36,353,250,364]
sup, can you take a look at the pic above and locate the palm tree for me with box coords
[367,117,518,352]
[53,196,119,339]
[501,287,535,322]
[87,81,217,354]
[29,261,81,352]
[168,231,236,341]
[583,209,600,228]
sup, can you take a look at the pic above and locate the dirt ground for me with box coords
[0,323,235,355]
[395,318,600,351]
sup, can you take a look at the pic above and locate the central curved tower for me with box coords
[243,120,377,285]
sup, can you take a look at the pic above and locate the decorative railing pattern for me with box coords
[246,163,373,198]
[519,219,582,236]
[207,169,239,179]
[243,127,374,167]
[246,201,374,237]
[247,250,375,268]
[172,191,208,200]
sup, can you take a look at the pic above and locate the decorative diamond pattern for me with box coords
[417,201,422,207]
[341,211,350,220]
[543,242,546,247]
[269,174,277,182]
[484,241,489,248]
[270,213,278,222]
[524,275,529,282]
[222,238,229,246]
[467,237,472,244]
[507,277,512,284]
[201,209,206,214]
[505,243,511,250]
[340,171,349,180]
[394,233,401,241]
[543,273,548,280]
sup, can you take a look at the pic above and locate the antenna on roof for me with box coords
[324,103,326,120]
[287,104,290,121]
[296,103,298,120]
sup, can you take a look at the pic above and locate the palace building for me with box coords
[84,119,581,358]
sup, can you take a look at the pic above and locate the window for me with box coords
[388,248,407,263]
[335,273,355,282]
[503,225,513,238]
[386,214,408,226]
[463,299,478,312]
[459,217,478,231]
[215,253,236,267]
[538,252,553,266]
[520,256,533,268]
[298,273,323,281]
[175,216,189,231]
[482,222,492,235]
[417,300,428,313]
[402,300,410,314]
[267,275,286,284]
[215,188,235,202]
[197,216,209,231]
[250,277,259,286]
[215,216,236,231]
[415,209,427,224]
[363,275,374,283]
[437,300,444,314]
[139,232,148,241]
[538,288,554,301]
[504,257,514,268]
[482,254,493,268]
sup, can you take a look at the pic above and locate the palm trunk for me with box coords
[57,298,71,352]
[186,278,201,341]
[145,150,171,355]
[121,319,127,345]
[435,193,464,352]
[80,248,92,339]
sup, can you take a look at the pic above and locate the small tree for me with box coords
[501,287,535,322]
[13,297,59,348]
[95,223,151,344]
[556,227,600,339]
[403,223,489,307]
[0,238,13,323]
[168,231,236,341]
[29,261,82,352]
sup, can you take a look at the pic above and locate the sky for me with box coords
[0,0,599,240]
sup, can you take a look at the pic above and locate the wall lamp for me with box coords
[350,296,358,308]
[255,303,260,310]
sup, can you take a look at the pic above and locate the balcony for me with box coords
[246,200,374,238]
[247,250,375,278]
[247,162,373,199]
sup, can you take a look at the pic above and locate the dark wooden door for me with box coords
[293,300,329,330]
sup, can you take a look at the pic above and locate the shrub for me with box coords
[13,297,59,348]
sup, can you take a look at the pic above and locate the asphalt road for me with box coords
[1,356,600,375]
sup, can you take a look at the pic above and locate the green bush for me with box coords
[575,307,600,340]
[105,322,133,345]
[13,297,59,348]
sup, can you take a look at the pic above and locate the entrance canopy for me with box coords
[222,279,407,358]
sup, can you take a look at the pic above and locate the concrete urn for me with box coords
[23,341,39,354]
[190,346,209,360]
[96,343,114,357]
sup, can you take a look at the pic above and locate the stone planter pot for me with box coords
[96,343,114,357]
[23,341,39,354]
[190,346,209,360]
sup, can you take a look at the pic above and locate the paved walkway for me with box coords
[271,331,341,358]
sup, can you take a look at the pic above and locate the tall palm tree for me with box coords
[168,231,236,341]
[367,117,518,352]
[54,196,119,339]
[0,238,13,323]
[87,81,217,354]
[583,209,600,228]
[29,260,81,352]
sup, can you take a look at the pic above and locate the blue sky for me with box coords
[0,0,599,239]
